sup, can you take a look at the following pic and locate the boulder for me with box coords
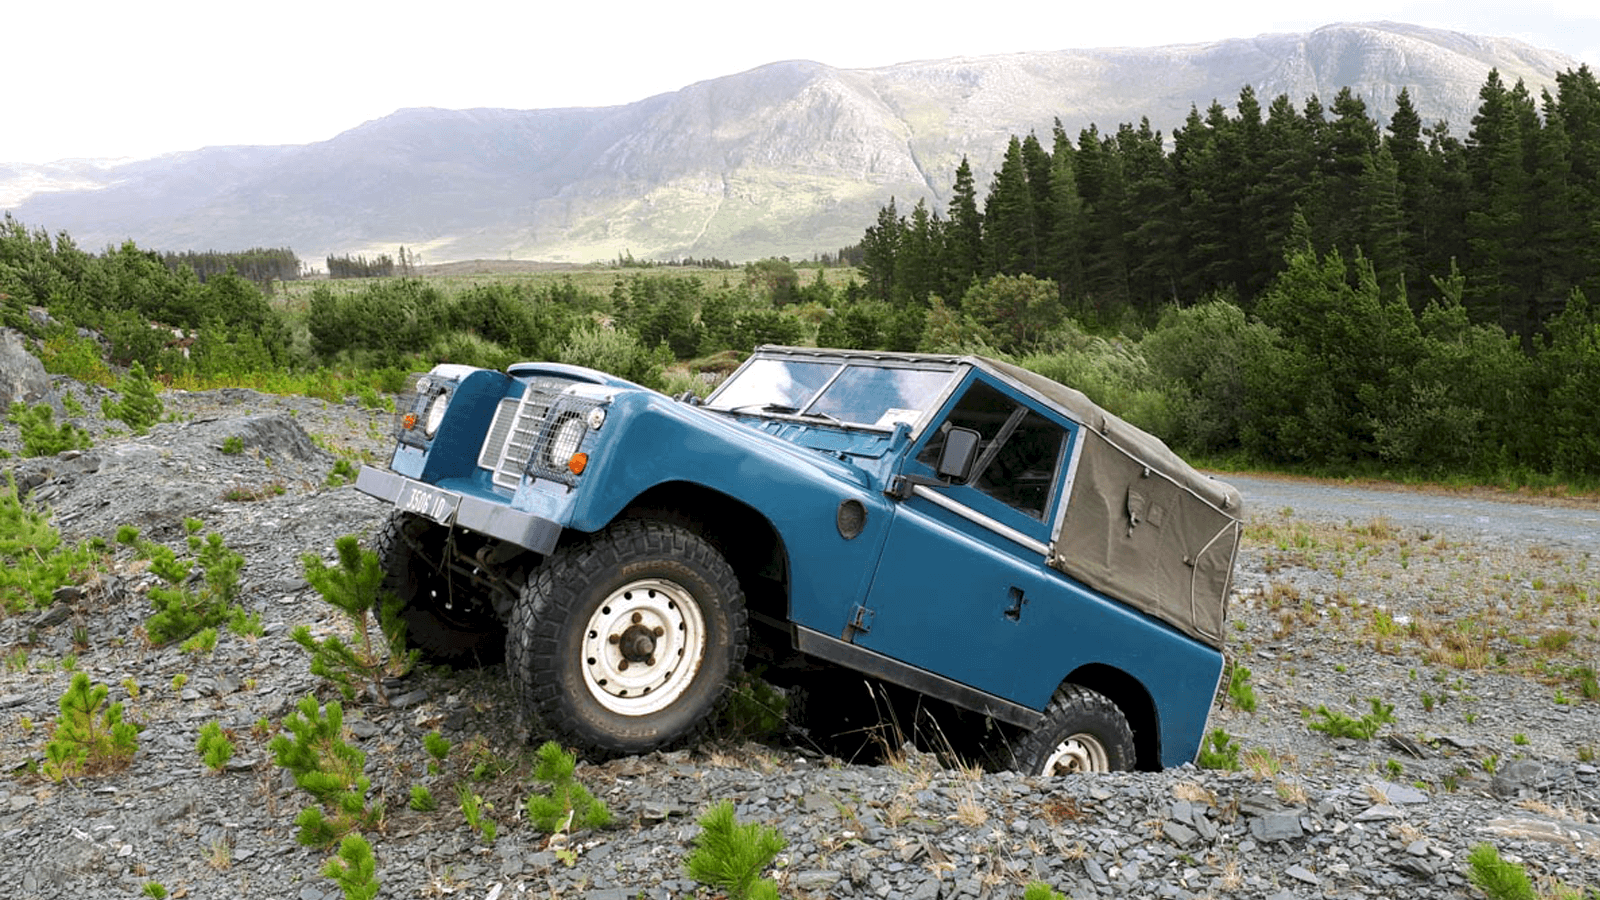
[0,328,50,412]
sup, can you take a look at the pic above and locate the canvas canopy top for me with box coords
[976,356,1243,649]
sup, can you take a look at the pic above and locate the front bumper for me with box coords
[355,465,563,555]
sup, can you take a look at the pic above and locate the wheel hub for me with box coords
[1040,732,1110,775]
[614,620,663,665]
[581,578,706,716]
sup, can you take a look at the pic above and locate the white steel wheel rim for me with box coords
[581,578,706,716]
[1040,732,1110,775]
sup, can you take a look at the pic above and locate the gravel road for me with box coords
[1224,472,1600,550]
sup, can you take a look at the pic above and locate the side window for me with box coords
[918,380,1067,520]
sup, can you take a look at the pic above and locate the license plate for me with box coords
[399,479,460,525]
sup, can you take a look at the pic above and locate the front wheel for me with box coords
[506,519,747,757]
[1009,684,1136,775]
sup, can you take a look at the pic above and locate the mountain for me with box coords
[1,22,1582,266]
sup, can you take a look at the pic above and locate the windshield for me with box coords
[709,356,958,430]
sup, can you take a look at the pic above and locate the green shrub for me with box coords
[7,402,92,457]
[0,475,100,613]
[101,361,164,434]
[42,673,140,779]
[1306,697,1395,740]
[1197,728,1241,771]
[685,800,786,900]
[39,330,115,387]
[1225,661,1258,713]
[556,323,670,390]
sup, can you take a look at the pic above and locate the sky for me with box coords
[4,0,1599,166]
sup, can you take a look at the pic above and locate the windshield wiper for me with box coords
[723,403,841,424]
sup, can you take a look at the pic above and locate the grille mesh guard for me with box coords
[479,381,603,490]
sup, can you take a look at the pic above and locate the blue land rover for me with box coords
[355,346,1243,773]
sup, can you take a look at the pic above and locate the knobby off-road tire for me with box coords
[373,510,506,666]
[1009,683,1136,774]
[506,519,748,758]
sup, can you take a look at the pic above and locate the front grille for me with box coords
[478,379,603,491]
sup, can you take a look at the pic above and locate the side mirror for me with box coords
[937,426,981,482]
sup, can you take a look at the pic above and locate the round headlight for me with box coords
[546,415,586,468]
[423,392,449,437]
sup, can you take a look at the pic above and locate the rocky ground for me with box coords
[1,376,1599,900]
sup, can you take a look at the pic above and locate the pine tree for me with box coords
[941,157,984,300]
[1386,88,1435,306]
[894,199,940,305]
[1463,70,1533,337]
[984,137,1038,276]
[1043,122,1086,309]
[860,199,902,301]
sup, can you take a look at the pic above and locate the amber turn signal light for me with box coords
[402,412,418,430]
[567,453,588,475]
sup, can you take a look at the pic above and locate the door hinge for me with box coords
[843,603,875,642]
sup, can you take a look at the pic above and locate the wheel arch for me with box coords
[1063,663,1161,771]
[612,481,791,626]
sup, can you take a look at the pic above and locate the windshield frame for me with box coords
[705,349,964,435]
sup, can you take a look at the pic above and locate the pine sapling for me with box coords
[296,535,417,702]
[269,696,378,848]
[7,402,92,457]
[196,720,234,773]
[685,800,786,900]
[321,833,380,900]
[0,473,99,614]
[458,784,497,844]
[144,522,247,645]
[525,740,611,833]
[409,784,437,811]
[1466,843,1536,900]
[42,673,141,779]
[1197,728,1242,771]
[101,361,165,434]
[423,730,450,774]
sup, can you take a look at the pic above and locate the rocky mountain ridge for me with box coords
[2,22,1581,265]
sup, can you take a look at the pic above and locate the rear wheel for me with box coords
[373,511,505,666]
[506,519,747,757]
[1009,684,1135,775]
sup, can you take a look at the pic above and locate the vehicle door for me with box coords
[853,372,1082,709]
